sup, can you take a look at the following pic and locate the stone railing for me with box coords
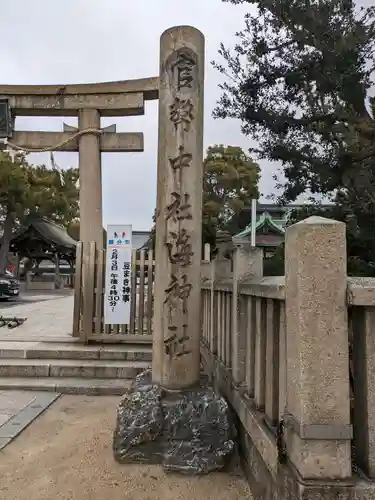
[201,276,285,426]
[347,277,375,479]
[201,274,286,498]
[200,217,375,499]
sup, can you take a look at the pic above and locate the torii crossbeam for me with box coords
[0,77,159,247]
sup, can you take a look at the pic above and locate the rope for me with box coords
[5,128,103,153]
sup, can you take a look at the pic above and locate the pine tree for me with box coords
[0,151,79,273]
[214,0,375,201]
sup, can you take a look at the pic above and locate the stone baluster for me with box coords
[152,26,205,390]
[231,243,263,385]
[351,305,375,477]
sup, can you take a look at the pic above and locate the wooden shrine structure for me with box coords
[2,216,77,289]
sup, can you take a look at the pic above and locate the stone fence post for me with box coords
[205,255,232,357]
[284,216,352,479]
[200,244,211,281]
[231,243,263,384]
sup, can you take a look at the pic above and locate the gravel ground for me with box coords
[0,394,252,500]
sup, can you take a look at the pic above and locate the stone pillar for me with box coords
[78,109,103,249]
[352,307,375,477]
[114,27,234,475]
[152,26,205,389]
[203,243,210,262]
[231,243,263,384]
[232,243,263,279]
[284,216,352,478]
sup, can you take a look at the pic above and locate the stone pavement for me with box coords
[0,390,60,450]
[0,295,73,342]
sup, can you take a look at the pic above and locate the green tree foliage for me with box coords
[26,165,79,226]
[0,151,28,273]
[288,204,375,275]
[263,243,285,276]
[214,0,375,270]
[203,145,260,235]
[0,151,79,273]
[150,145,260,250]
[264,203,375,276]
[214,0,375,201]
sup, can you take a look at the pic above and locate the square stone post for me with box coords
[213,257,232,280]
[203,243,210,262]
[231,243,263,384]
[113,26,235,475]
[351,306,375,477]
[152,26,205,389]
[284,216,352,478]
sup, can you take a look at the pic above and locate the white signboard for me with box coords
[104,224,132,325]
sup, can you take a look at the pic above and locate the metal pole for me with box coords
[251,198,257,247]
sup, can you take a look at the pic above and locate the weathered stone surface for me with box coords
[113,369,235,474]
[152,26,205,390]
[162,385,234,474]
[113,370,164,464]
[285,216,352,479]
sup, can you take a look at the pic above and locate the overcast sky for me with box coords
[0,0,317,229]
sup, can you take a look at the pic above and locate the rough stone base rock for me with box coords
[113,369,235,475]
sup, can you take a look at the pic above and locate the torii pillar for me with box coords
[78,109,103,248]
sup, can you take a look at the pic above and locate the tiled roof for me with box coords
[5,217,77,250]
[234,211,285,239]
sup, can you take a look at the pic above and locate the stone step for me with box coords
[0,358,149,379]
[0,343,152,362]
[0,377,131,395]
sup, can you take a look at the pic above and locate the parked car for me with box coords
[0,271,20,300]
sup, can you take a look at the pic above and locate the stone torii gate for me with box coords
[0,78,158,248]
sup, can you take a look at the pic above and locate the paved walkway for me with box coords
[0,395,252,500]
[0,296,74,342]
[0,297,253,498]
[0,390,60,450]
[0,292,71,309]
